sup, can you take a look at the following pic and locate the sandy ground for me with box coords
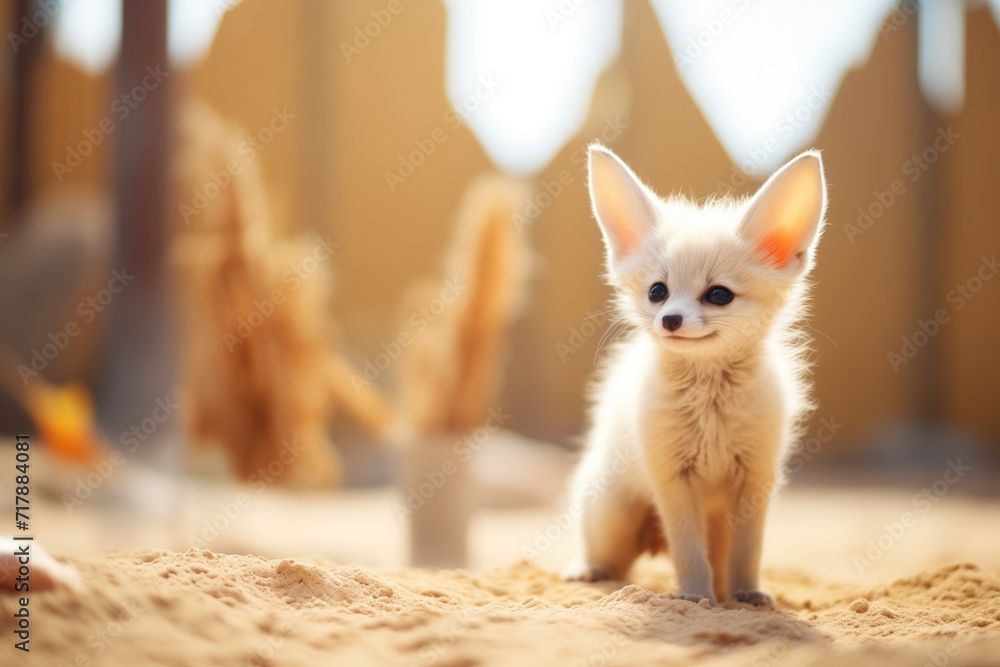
[3,548,999,666]
[2,451,1000,665]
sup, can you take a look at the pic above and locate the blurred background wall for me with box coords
[1,0,999,475]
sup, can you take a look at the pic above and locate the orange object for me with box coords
[23,382,107,463]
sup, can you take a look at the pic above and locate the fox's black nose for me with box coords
[662,314,683,332]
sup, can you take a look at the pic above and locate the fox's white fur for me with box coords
[565,145,827,607]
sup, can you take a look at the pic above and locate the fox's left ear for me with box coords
[738,150,827,273]
[588,144,660,280]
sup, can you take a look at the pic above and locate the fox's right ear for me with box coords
[588,144,659,279]
[738,150,826,274]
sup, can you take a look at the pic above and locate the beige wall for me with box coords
[16,1,1000,451]
[0,10,112,215]
[31,58,113,202]
[183,0,1000,450]
[806,6,926,446]
[940,10,1000,440]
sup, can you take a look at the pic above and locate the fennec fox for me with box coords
[565,145,827,606]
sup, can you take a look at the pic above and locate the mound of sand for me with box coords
[5,550,999,666]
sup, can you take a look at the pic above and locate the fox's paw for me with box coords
[732,590,774,607]
[563,563,613,583]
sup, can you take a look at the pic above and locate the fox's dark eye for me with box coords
[648,282,668,303]
[704,286,734,306]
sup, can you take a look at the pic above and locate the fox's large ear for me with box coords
[738,150,827,273]
[588,144,660,278]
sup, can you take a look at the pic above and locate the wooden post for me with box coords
[8,0,46,222]
[99,0,175,432]
[115,0,172,285]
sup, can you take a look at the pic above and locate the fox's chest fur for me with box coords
[639,354,763,483]
[593,335,789,496]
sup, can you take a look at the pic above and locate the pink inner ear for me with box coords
[758,228,797,267]
[617,225,642,257]
[747,158,822,268]
[602,184,645,259]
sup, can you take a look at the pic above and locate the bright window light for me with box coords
[442,0,622,176]
[919,0,965,114]
[648,0,898,174]
[51,0,229,72]
[52,0,121,73]
[169,0,233,67]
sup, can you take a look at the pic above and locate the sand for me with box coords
[3,548,999,666]
[3,454,1000,666]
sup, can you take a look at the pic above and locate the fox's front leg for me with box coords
[728,475,774,607]
[654,479,716,605]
